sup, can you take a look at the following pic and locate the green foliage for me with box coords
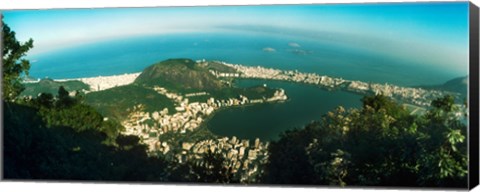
[431,95,456,113]
[134,59,225,93]
[4,86,242,183]
[56,86,76,107]
[190,150,238,183]
[2,17,34,101]
[170,150,239,183]
[265,95,468,188]
[3,102,169,181]
[361,94,409,118]
[203,61,238,73]
[39,103,103,132]
[4,100,247,183]
[85,84,175,121]
[28,87,124,143]
[35,92,54,108]
[263,126,318,184]
[415,95,467,186]
[21,79,89,97]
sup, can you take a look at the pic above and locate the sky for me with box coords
[1,2,470,74]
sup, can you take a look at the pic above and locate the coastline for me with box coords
[25,60,459,108]
[45,72,141,92]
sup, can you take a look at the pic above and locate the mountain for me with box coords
[134,58,277,101]
[441,76,468,95]
[21,79,90,97]
[85,84,175,121]
[418,76,468,97]
[134,59,226,93]
[86,58,278,119]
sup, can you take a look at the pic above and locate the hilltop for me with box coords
[133,58,277,101]
[418,76,468,97]
[441,76,468,95]
[85,59,279,120]
[85,84,175,121]
[21,78,89,97]
[134,59,227,93]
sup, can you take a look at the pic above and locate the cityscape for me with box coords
[2,1,473,189]
[18,59,467,182]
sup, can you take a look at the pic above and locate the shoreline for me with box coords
[26,72,142,92]
[24,60,462,108]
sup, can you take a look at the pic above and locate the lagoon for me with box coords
[206,79,363,141]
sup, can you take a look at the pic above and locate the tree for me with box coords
[265,95,467,187]
[167,149,240,183]
[416,95,467,187]
[2,16,34,101]
[35,92,54,108]
[57,86,76,107]
[431,95,456,113]
[3,102,168,181]
[190,150,238,183]
[263,126,319,184]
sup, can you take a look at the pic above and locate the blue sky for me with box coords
[2,2,470,73]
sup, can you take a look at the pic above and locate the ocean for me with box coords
[27,32,462,141]
[29,32,457,86]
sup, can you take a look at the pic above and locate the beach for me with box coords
[56,72,141,92]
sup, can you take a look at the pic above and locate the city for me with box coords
[30,59,464,181]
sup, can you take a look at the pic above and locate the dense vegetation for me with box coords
[264,94,468,188]
[2,20,168,181]
[85,84,176,121]
[2,16,33,101]
[4,101,169,181]
[5,87,234,182]
[5,91,468,187]
[134,59,226,93]
[21,78,89,97]
[3,87,232,182]
[20,86,124,144]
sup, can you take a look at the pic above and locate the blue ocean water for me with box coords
[29,32,458,86]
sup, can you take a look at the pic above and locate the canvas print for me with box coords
[1,2,476,189]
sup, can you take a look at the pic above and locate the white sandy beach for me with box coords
[55,72,141,92]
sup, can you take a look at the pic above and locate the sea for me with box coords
[27,32,462,141]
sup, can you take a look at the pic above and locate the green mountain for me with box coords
[418,76,468,97]
[21,78,89,97]
[85,84,175,121]
[134,59,226,93]
[441,76,468,95]
[134,58,277,102]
